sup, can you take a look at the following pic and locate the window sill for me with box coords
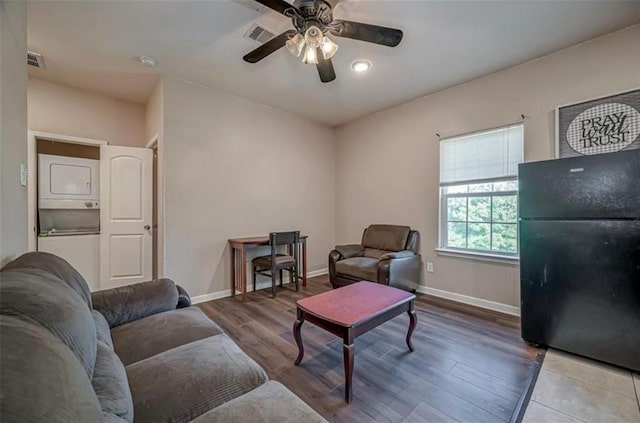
[435,248,519,265]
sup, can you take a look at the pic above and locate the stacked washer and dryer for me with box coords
[37,154,100,290]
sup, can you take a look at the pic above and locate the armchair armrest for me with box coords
[380,250,415,260]
[378,254,421,292]
[91,278,180,328]
[334,244,365,259]
[329,245,364,289]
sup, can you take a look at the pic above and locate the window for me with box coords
[439,124,523,258]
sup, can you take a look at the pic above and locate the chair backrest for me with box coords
[269,231,300,247]
[405,230,421,254]
[268,231,300,268]
[361,225,411,252]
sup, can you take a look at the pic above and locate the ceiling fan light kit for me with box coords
[243,0,403,83]
[288,25,338,62]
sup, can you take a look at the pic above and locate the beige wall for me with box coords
[28,78,146,147]
[162,77,336,297]
[335,24,640,307]
[145,79,162,144]
[0,1,28,265]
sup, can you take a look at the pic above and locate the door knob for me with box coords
[144,225,151,230]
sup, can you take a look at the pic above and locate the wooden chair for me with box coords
[252,231,300,298]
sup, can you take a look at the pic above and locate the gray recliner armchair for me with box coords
[329,224,421,292]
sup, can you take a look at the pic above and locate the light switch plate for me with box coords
[20,164,28,186]
[427,262,434,273]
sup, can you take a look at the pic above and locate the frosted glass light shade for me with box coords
[286,33,305,57]
[321,36,338,60]
[302,46,318,64]
[304,26,323,48]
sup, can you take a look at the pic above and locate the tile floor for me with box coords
[523,349,640,422]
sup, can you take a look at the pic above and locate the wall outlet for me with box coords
[427,262,434,273]
[20,164,28,187]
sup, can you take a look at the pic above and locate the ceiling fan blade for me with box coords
[252,0,298,16]
[330,20,403,47]
[316,48,336,83]
[243,30,296,63]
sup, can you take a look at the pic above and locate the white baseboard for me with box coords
[307,268,328,278]
[191,290,232,304]
[417,285,521,317]
[190,268,328,305]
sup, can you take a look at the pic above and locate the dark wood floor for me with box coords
[197,275,539,423]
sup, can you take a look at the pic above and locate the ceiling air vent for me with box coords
[243,23,275,44]
[27,51,45,69]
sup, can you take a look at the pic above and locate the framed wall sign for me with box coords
[556,89,640,158]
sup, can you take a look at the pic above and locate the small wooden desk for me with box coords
[228,235,307,302]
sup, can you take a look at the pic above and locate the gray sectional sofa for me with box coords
[0,252,326,423]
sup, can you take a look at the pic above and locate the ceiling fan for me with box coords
[243,0,403,83]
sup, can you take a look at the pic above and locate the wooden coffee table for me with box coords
[293,281,417,403]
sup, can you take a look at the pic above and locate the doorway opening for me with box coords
[27,131,159,290]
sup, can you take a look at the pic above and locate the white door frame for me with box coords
[145,134,158,150]
[144,132,164,278]
[27,131,107,251]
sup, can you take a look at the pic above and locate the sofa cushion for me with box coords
[335,257,379,282]
[93,310,113,349]
[92,341,133,423]
[126,334,268,423]
[112,306,223,366]
[0,315,102,422]
[191,381,327,423]
[1,251,92,307]
[361,224,411,252]
[0,268,97,378]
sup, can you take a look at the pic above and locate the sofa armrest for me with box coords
[176,285,192,308]
[91,278,180,328]
[380,250,415,260]
[334,244,365,259]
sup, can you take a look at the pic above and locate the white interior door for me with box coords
[100,145,152,289]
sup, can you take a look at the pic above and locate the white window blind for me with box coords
[440,124,524,185]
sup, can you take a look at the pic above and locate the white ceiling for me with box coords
[27,1,640,126]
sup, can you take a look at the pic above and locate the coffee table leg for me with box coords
[406,301,417,352]
[343,342,354,403]
[293,309,305,365]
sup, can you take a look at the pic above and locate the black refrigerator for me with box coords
[519,149,640,371]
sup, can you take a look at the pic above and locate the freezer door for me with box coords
[520,220,640,371]
[519,149,640,219]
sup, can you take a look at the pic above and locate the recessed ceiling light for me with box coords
[138,56,157,67]
[351,60,371,73]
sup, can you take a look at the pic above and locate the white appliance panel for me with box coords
[50,163,91,195]
[38,234,100,291]
[39,154,100,201]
